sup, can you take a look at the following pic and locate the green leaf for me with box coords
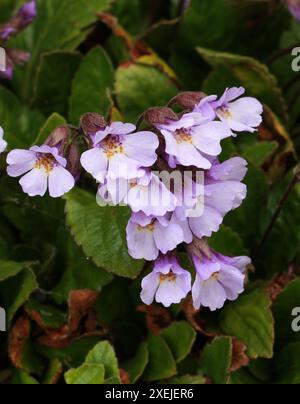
[35,113,67,145]
[0,270,38,326]
[33,51,82,117]
[160,321,196,363]
[65,364,105,385]
[219,289,274,359]
[115,63,178,122]
[37,336,102,368]
[53,230,113,304]
[143,335,177,382]
[123,342,149,384]
[64,188,144,279]
[0,85,44,149]
[0,260,33,282]
[42,359,63,385]
[11,0,111,101]
[225,164,268,250]
[209,225,248,256]
[201,337,232,384]
[85,341,120,382]
[167,375,206,384]
[243,141,278,168]
[197,47,288,121]
[69,46,114,125]
[276,342,300,384]
[273,279,300,349]
[11,371,39,385]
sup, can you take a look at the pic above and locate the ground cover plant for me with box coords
[1,0,300,385]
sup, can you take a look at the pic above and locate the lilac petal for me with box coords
[106,176,129,205]
[218,266,245,301]
[205,182,247,215]
[30,145,66,167]
[193,254,221,281]
[0,127,7,153]
[7,161,35,177]
[215,87,245,107]
[192,276,227,311]
[141,272,160,305]
[108,153,144,180]
[226,256,251,273]
[0,138,7,153]
[80,148,108,183]
[126,219,158,260]
[48,166,75,198]
[177,142,212,169]
[153,219,184,254]
[6,149,36,165]
[155,277,189,307]
[192,122,230,153]
[109,122,136,135]
[19,168,48,197]
[173,212,193,244]
[124,131,159,167]
[208,157,248,182]
[127,174,176,216]
[189,206,223,238]
[158,115,194,132]
[228,97,263,131]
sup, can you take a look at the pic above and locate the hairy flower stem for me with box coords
[256,166,300,254]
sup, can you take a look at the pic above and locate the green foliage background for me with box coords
[0,0,300,384]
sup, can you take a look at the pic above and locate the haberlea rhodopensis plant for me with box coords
[4,88,262,310]
[2,0,300,386]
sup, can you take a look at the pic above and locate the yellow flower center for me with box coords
[217,106,232,119]
[159,271,177,283]
[137,221,156,232]
[34,154,56,174]
[204,272,219,284]
[175,129,193,144]
[101,136,124,159]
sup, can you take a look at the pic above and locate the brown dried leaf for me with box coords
[182,296,216,337]
[266,272,296,303]
[230,339,250,372]
[137,304,172,335]
[119,369,130,384]
[8,315,30,369]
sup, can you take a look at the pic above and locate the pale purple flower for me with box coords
[174,157,247,240]
[192,251,250,311]
[211,87,263,133]
[285,0,300,20]
[141,254,192,307]
[0,127,7,153]
[155,113,231,170]
[126,212,186,261]
[81,122,159,182]
[98,170,177,216]
[188,157,248,238]
[7,145,75,198]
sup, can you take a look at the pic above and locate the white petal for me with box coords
[48,166,75,198]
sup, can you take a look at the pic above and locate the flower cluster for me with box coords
[0,0,36,80]
[3,87,263,311]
